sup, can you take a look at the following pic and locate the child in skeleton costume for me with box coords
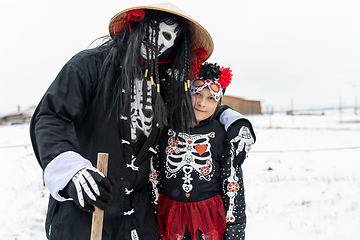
[150,62,256,240]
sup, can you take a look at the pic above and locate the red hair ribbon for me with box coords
[192,48,208,63]
[190,48,208,79]
[113,9,145,34]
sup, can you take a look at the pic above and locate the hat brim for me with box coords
[108,3,214,61]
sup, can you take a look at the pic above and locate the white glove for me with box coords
[60,166,114,212]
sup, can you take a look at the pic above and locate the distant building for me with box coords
[0,105,35,125]
[222,96,261,115]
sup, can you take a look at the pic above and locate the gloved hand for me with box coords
[226,119,256,166]
[59,167,115,213]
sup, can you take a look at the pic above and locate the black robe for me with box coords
[30,47,160,240]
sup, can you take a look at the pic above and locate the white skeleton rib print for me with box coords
[130,78,153,141]
[164,129,215,196]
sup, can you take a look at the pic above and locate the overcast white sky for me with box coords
[1,0,359,115]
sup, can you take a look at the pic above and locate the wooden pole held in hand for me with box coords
[90,153,109,240]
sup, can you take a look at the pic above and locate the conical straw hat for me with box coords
[108,2,214,61]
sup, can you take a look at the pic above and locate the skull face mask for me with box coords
[140,22,179,60]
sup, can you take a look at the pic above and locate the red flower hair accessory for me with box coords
[218,66,233,89]
[113,9,145,35]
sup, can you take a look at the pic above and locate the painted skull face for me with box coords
[140,22,178,59]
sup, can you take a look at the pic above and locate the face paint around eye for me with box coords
[140,22,178,60]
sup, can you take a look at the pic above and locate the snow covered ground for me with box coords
[0,109,359,239]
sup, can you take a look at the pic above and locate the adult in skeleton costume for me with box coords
[30,3,254,240]
[150,63,256,240]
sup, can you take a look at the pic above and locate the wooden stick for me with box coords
[90,153,109,240]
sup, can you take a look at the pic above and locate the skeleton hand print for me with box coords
[231,126,254,157]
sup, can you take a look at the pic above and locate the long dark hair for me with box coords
[99,9,196,133]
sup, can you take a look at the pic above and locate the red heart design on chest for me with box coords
[188,140,193,145]
[195,144,207,156]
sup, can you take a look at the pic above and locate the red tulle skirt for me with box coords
[157,193,226,240]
